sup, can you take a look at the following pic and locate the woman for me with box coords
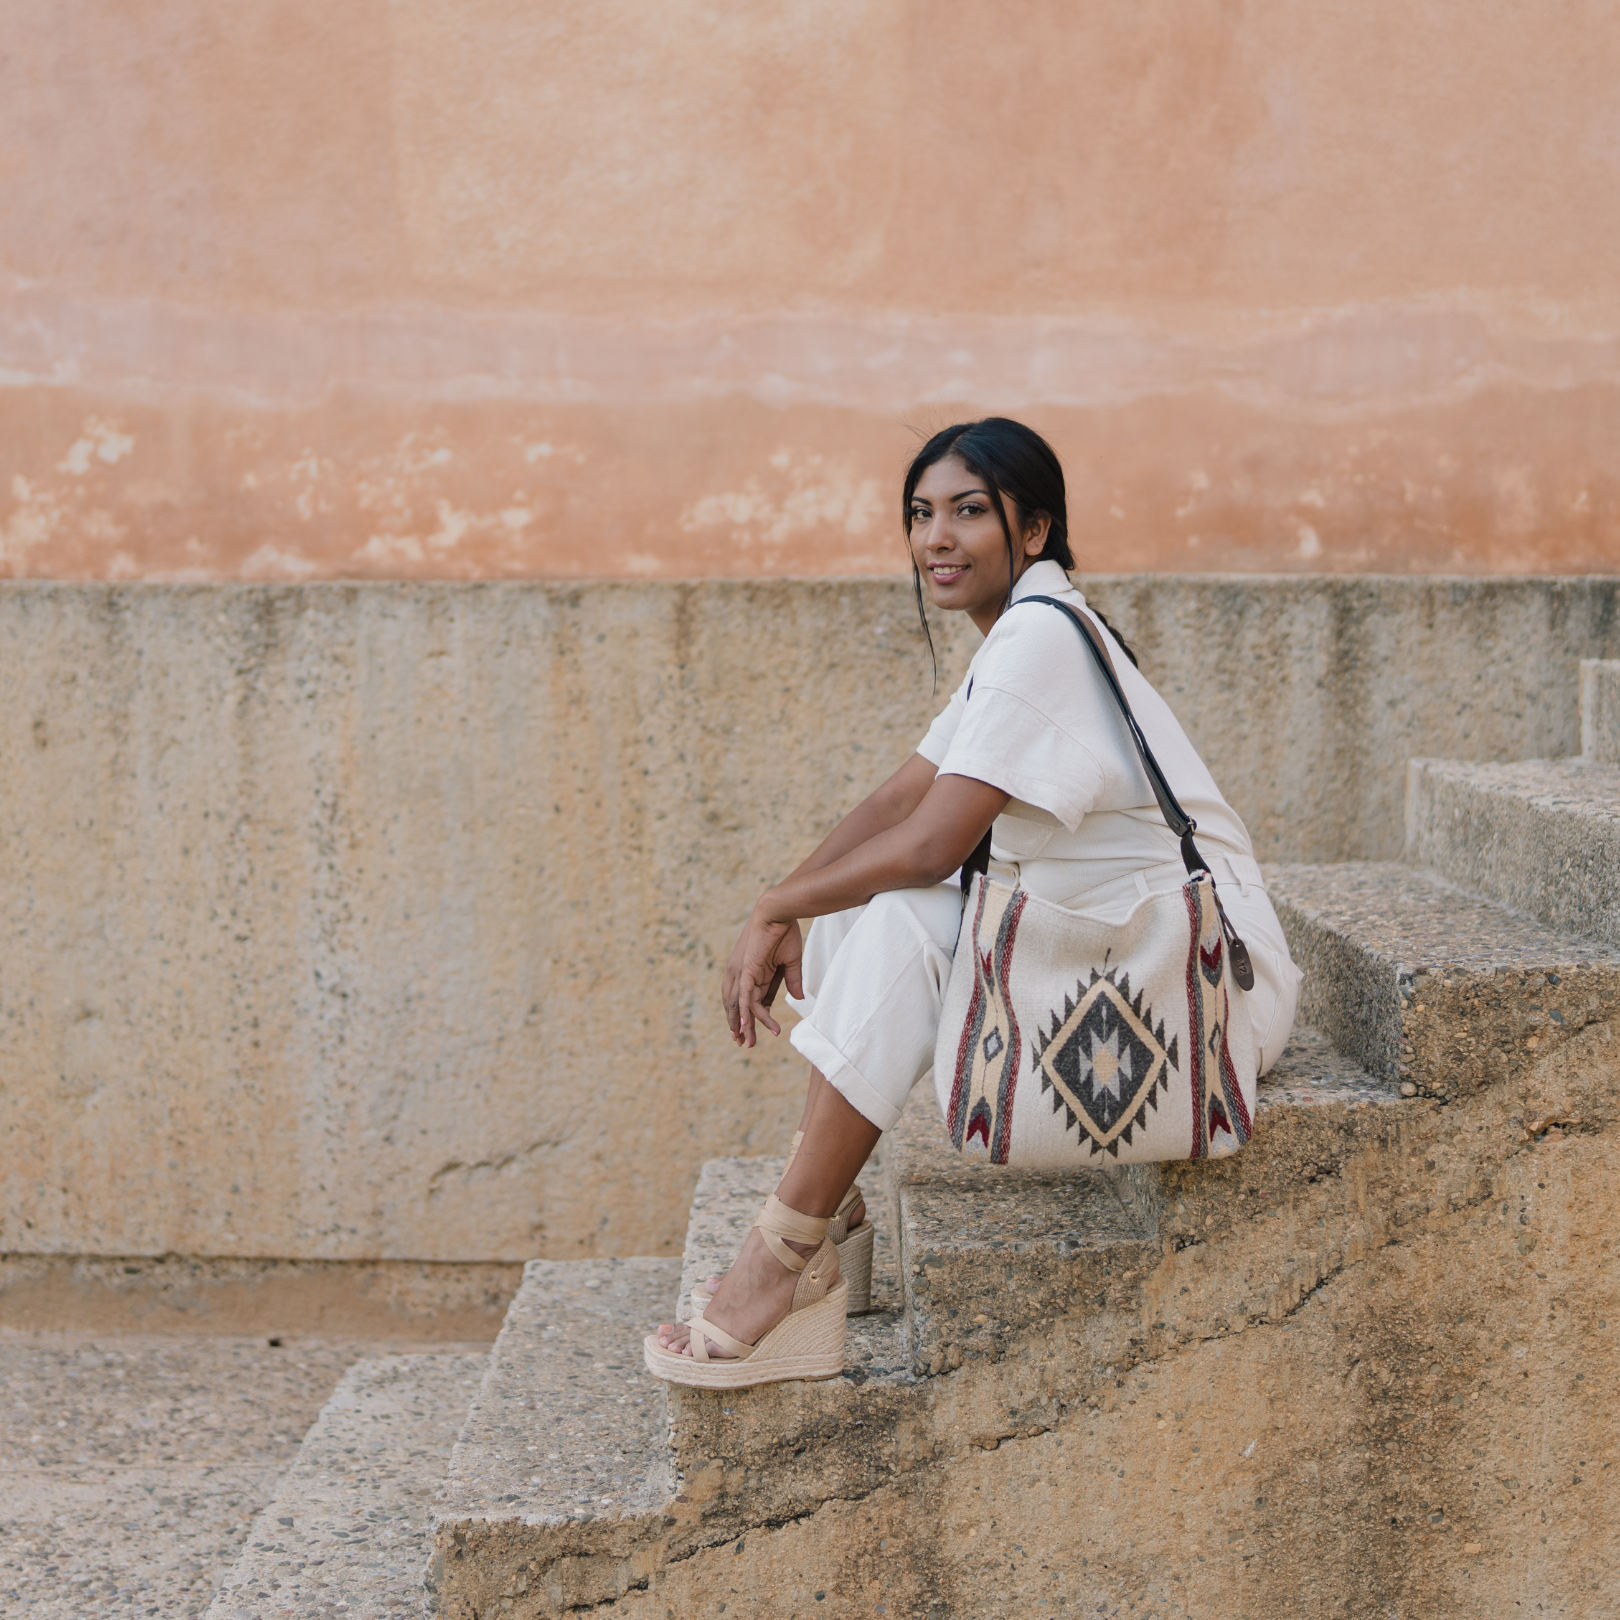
[645,418,1300,1388]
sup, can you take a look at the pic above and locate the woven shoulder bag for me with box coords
[933,595,1259,1168]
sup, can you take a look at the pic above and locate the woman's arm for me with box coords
[783,752,942,880]
[768,772,1006,919]
[723,772,1009,1046]
[717,753,938,1026]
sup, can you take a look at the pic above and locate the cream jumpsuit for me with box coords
[784,559,1302,1133]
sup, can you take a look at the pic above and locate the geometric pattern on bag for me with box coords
[1031,967,1178,1159]
[944,878,1026,1161]
[1184,882,1254,1159]
[935,871,1259,1167]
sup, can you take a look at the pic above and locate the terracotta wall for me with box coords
[3,0,1618,582]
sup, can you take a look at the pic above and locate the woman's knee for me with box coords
[800,902,870,997]
[1251,942,1301,1076]
[859,883,964,952]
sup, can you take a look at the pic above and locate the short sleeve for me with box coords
[936,686,1107,829]
[932,612,1110,829]
[916,669,971,766]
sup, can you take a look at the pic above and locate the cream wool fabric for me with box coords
[936,870,1258,1166]
[787,560,1300,1133]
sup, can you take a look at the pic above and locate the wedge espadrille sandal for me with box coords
[692,1132,876,1317]
[645,1194,848,1389]
[826,1183,875,1317]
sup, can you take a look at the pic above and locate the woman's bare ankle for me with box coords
[703,1204,858,1296]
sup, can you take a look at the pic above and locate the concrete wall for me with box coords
[5,2,1620,582]
[3,574,1617,1268]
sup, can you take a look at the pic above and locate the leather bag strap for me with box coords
[1020,595,1200,860]
[961,592,1254,990]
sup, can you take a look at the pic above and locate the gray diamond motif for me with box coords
[1031,968,1176,1156]
[1083,1026,1133,1100]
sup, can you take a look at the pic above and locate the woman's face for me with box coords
[907,454,1049,635]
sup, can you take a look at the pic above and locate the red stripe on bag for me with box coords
[991,892,1026,1165]
[946,878,992,1141]
[1221,989,1254,1142]
[1182,884,1207,1159]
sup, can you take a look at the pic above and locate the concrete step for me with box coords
[203,1350,487,1620]
[884,1100,1161,1379]
[427,1257,677,1618]
[421,1030,1424,1614]
[1267,860,1620,1100]
[1584,658,1620,763]
[662,1154,918,1541]
[423,1200,926,1616]
[1252,1021,1398,1114]
[668,1046,1405,1549]
[885,1025,1400,1376]
[1405,756,1620,946]
[663,1043,1400,1547]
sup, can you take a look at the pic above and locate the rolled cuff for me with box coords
[789,1019,906,1133]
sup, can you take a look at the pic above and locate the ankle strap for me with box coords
[755,1194,830,1272]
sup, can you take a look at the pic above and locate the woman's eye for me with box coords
[957,503,984,518]
[909,507,930,524]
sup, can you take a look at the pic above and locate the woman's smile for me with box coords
[907,452,1050,635]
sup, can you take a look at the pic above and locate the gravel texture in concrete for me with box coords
[0,1330,469,1619]
[427,1258,678,1617]
[203,1352,486,1620]
[1269,860,1620,975]
[1406,756,1620,945]
[1254,1022,1396,1112]
[1583,659,1620,763]
[1268,860,1620,1092]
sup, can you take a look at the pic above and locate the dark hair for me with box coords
[902,417,1138,682]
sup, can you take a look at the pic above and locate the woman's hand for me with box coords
[722,901,804,1048]
[718,767,1007,1047]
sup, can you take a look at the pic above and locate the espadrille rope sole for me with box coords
[647,1195,847,1389]
[643,1278,849,1388]
[835,1219,875,1316]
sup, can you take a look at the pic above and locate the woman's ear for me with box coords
[1023,510,1052,555]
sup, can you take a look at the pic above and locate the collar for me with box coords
[1008,557,1077,606]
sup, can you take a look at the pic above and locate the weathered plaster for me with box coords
[3,1,1619,578]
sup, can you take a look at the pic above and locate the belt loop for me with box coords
[1134,870,1151,901]
[1224,854,1250,897]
